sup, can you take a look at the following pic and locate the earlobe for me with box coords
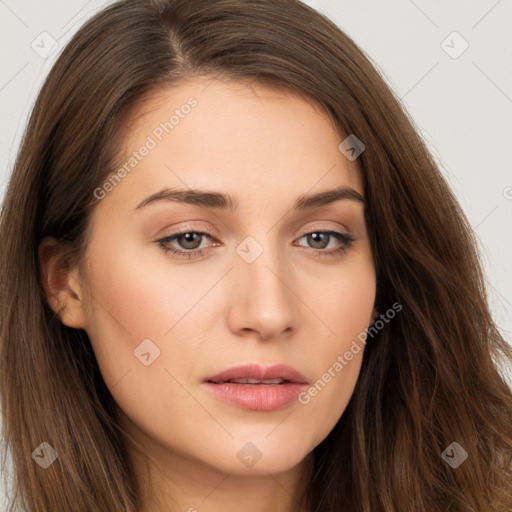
[38,237,86,329]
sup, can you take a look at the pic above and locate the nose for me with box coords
[226,241,299,341]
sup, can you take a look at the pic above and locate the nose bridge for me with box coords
[236,233,287,301]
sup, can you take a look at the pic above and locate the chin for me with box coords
[202,434,315,476]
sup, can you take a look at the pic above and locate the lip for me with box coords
[203,364,308,411]
[205,363,308,384]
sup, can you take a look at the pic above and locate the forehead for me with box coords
[96,76,364,217]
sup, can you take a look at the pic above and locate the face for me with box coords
[58,77,376,478]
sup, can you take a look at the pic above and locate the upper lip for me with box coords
[205,364,308,384]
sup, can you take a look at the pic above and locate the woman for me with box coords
[1,0,511,511]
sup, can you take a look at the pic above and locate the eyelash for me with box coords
[156,228,355,260]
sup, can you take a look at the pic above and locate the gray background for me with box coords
[1,0,511,503]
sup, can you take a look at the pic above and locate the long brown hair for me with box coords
[1,0,511,510]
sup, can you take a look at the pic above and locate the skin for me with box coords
[40,77,377,512]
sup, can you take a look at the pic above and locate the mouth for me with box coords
[203,364,308,411]
[208,377,290,385]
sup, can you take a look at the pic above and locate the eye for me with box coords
[156,229,355,260]
[156,230,216,259]
[295,230,355,257]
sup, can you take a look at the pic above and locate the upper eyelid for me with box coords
[164,221,352,237]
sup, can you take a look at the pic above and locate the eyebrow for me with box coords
[133,185,364,212]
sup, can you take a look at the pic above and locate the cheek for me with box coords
[83,229,213,337]
[295,250,375,444]
[80,238,216,447]
[80,233,226,397]
[304,242,376,348]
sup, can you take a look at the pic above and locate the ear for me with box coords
[38,237,86,329]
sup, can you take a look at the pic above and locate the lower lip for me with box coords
[203,382,307,411]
